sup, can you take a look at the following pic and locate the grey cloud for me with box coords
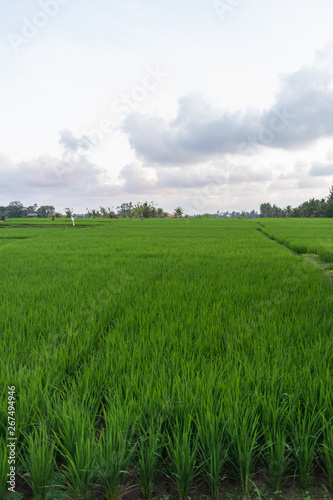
[122,63,333,165]
[0,151,114,203]
[156,167,214,189]
[58,129,99,157]
[297,177,328,189]
[119,162,157,193]
[277,162,309,180]
[123,96,260,165]
[228,166,272,184]
[261,66,333,149]
[309,163,333,176]
[118,161,221,194]
[118,161,274,195]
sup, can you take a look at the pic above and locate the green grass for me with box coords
[1,218,333,498]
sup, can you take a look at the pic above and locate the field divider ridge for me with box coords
[255,222,333,283]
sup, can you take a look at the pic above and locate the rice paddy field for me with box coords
[1,217,333,500]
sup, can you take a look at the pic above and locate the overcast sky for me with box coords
[1,0,333,214]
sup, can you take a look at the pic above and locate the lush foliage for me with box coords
[260,184,333,217]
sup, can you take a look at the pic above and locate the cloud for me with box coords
[118,160,275,198]
[309,163,333,177]
[122,63,333,165]
[58,128,101,162]
[261,66,333,149]
[118,162,157,193]
[123,95,260,165]
[315,42,333,69]
[0,153,107,191]
[297,177,328,190]
[228,166,272,184]
[0,133,118,207]
[118,160,225,194]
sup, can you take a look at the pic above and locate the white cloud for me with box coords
[122,63,333,166]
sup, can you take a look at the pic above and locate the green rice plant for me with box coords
[59,433,96,500]
[226,399,260,494]
[262,400,291,490]
[0,436,7,500]
[3,218,333,496]
[196,407,228,500]
[320,416,333,491]
[20,424,55,500]
[288,403,322,488]
[53,402,97,500]
[167,418,200,500]
[96,405,137,500]
[137,420,163,499]
[52,399,97,460]
[264,427,290,491]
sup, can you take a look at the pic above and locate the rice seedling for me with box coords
[20,424,55,500]
[167,418,200,500]
[96,404,137,500]
[226,397,261,494]
[261,399,291,491]
[288,403,322,488]
[320,416,333,491]
[0,437,8,500]
[136,420,163,499]
[196,405,228,500]
[53,402,97,500]
[59,434,96,500]
[52,400,97,459]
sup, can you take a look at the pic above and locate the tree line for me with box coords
[0,202,59,220]
[260,185,333,218]
[84,202,186,218]
[0,201,186,219]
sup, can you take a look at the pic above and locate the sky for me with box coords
[1,0,333,215]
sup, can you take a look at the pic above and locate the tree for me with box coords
[25,204,38,215]
[37,205,55,218]
[86,208,100,218]
[100,206,116,218]
[5,201,24,218]
[284,205,293,217]
[260,203,273,218]
[325,184,333,217]
[248,210,259,219]
[131,201,157,219]
[260,203,285,218]
[174,206,184,218]
[64,207,73,218]
[117,202,133,218]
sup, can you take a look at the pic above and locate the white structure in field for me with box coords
[71,216,75,226]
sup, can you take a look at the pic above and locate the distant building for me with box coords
[167,214,174,218]
[27,213,38,218]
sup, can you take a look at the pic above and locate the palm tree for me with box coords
[132,201,157,218]
[174,206,184,218]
